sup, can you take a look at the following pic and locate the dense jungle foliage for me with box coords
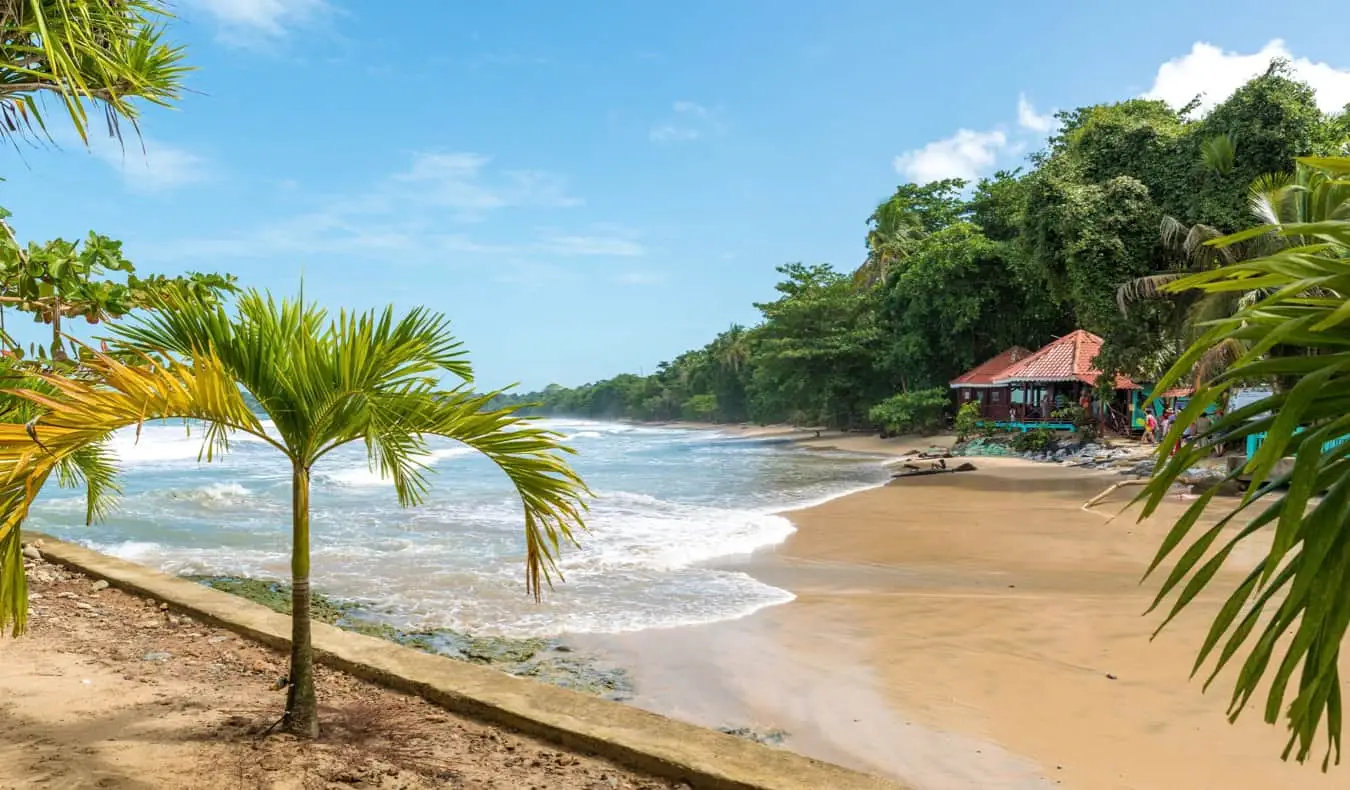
[496,62,1350,430]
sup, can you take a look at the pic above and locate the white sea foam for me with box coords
[31,420,891,638]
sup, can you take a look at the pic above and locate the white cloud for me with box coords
[86,137,213,193]
[189,0,327,41]
[1017,94,1055,133]
[145,153,643,263]
[893,129,1008,183]
[1144,39,1350,114]
[650,101,725,143]
[615,271,663,285]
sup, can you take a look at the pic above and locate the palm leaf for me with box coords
[1135,156,1350,767]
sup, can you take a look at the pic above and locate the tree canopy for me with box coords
[505,64,1349,429]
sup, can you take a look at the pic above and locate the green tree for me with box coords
[855,179,968,287]
[1139,155,1350,768]
[877,222,1063,390]
[752,263,881,427]
[0,214,236,360]
[1,0,187,144]
[0,292,591,738]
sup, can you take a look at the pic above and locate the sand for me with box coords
[584,450,1345,790]
[0,557,674,790]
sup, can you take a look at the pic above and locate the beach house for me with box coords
[993,329,1137,425]
[948,347,1032,421]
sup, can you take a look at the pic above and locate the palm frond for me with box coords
[1138,157,1350,768]
[1118,272,1188,312]
[1201,132,1238,175]
[0,1,190,145]
[0,345,267,635]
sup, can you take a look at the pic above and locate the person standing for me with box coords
[1144,410,1158,444]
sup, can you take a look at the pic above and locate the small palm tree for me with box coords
[0,291,591,737]
[1139,155,1350,768]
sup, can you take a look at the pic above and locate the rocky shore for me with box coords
[188,575,634,701]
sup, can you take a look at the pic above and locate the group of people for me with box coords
[1143,405,1217,454]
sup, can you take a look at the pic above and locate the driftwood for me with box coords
[1080,479,1149,516]
[891,461,976,480]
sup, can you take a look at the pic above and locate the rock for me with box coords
[74,602,96,611]
[167,615,181,626]
[137,619,161,629]
[141,651,172,662]
[57,591,78,599]
[27,592,42,601]
[159,602,169,611]
[90,580,109,592]
[207,635,230,644]
[21,544,41,561]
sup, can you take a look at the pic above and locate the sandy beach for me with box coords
[583,437,1344,790]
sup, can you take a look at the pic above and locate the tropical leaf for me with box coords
[1135,156,1350,768]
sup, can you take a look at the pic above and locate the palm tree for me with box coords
[1,0,188,145]
[712,323,751,372]
[1118,157,1350,385]
[0,291,591,738]
[1139,155,1350,768]
[854,196,917,288]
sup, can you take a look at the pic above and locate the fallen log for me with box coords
[891,461,976,480]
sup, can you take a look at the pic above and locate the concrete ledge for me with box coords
[29,534,908,790]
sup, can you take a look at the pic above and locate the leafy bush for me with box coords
[954,400,982,441]
[681,393,719,422]
[1010,428,1055,453]
[1052,404,1099,443]
[868,388,949,435]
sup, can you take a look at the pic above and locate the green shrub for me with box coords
[1051,404,1098,443]
[954,400,982,441]
[1010,428,1054,453]
[868,388,949,435]
[681,393,719,422]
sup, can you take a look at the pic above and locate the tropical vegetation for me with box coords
[1141,155,1350,769]
[501,62,1350,429]
[0,293,592,737]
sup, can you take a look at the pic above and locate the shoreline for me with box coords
[582,457,1345,790]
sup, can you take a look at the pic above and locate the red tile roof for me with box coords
[994,330,1138,389]
[949,347,1033,388]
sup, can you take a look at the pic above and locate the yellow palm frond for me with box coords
[0,346,266,634]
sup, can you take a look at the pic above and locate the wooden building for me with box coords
[948,347,1032,421]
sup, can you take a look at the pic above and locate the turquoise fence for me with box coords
[1245,430,1350,458]
[976,420,1076,433]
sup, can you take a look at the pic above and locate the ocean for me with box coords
[26,418,891,637]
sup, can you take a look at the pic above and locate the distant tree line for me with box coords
[495,61,1350,430]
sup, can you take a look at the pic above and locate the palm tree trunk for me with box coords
[284,463,319,738]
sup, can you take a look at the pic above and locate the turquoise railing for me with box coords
[1245,430,1350,458]
[976,420,1076,433]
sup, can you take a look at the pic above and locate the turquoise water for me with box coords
[27,419,890,637]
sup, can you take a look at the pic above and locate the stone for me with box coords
[141,652,172,662]
[21,544,41,561]
[57,591,78,599]
[207,635,230,644]
[90,580,109,592]
[138,619,161,629]
[74,602,95,611]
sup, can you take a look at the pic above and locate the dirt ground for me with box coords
[0,552,681,790]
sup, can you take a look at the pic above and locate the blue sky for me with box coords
[4,0,1349,390]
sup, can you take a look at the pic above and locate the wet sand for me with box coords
[583,457,1344,790]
